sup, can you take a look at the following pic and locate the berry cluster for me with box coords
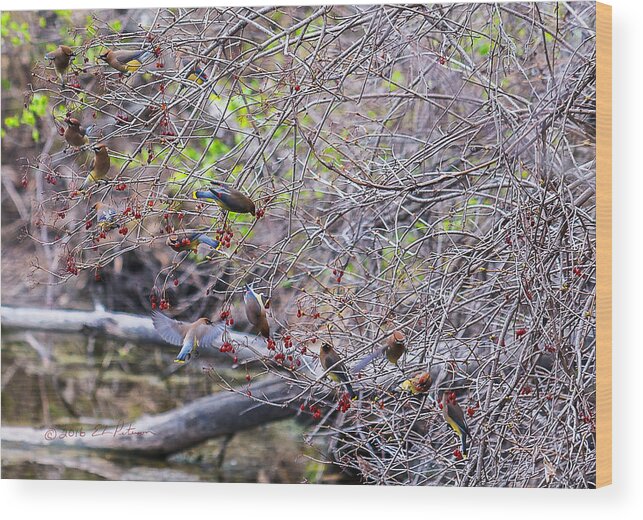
[337,392,351,413]
[219,341,235,353]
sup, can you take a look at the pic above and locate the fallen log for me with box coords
[1,376,302,456]
[0,304,270,364]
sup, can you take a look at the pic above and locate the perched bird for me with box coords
[80,144,111,190]
[400,371,432,394]
[186,64,208,85]
[99,48,153,75]
[193,181,256,215]
[175,51,208,85]
[44,45,75,85]
[441,391,471,459]
[92,202,118,231]
[152,311,224,363]
[319,342,356,399]
[166,232,220,253]
[243,283,270,338]
[64,117,94,148]
[352,330,406,373]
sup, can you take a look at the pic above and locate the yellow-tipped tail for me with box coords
[400,380,415,393]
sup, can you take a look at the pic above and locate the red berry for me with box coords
[516,328,527,337]
[173,279,179,286]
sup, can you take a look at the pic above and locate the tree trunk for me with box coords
[1,376,303,456]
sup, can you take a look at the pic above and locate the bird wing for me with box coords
[213,187,251,212]
[97,207,116,223]
[447,402,470,435]
[244,290,264,322]
[195,322,225,348]
[325,352,349,382]
[151,311,187,346]
[81,124,95,137]
[351,345,387,373]
[115,49,151,65]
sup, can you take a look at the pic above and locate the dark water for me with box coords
[1,334,320,483]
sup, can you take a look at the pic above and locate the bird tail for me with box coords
[344,382,357,400]
[461,432,468,459]
[193,190,214,200]
[196,234,220,250]
[351,346,386,373]
[174,341,194,364]
[400,379,414,393]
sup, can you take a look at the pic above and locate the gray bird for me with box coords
[99,48,153,75]
[64,117,94,148]
[152,311,225,363]
[193,181,256,215]
[45,45,75,85]
[320,342,356,399]
[244,283,270,338]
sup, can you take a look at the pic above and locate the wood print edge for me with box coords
[595,1,612,488]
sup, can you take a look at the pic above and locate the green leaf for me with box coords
[20,110,36,127]
[4,116,20,128]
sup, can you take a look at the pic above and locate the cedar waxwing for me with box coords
[166,232,220,253]
[400,371,432,394]
[184,61,208,85]
[99,48,153,75]
[152,311,225,363]
[352,330,406,372]
[193,181,256,215]
[92,202,118,231]
[319,342,356,399]
[243,283,270,338]
[441,391,470,459]
[80,144,111,190]
[64,117,94,148]
[44,45,75,85]
[175,51,208,85]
